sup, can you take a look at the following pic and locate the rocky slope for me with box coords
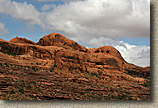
[0,33,150,100]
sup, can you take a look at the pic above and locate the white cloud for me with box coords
[41,4,56,11]
[43,0,150,39]
[0,22,8,35]
[0,0,150,39]
[0,0,42,25]
[115,41,150,67]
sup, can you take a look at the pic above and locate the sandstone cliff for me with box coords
[0,33,150,100]
[0,33,150,78]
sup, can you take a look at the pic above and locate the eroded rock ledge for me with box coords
[0,33,150,78]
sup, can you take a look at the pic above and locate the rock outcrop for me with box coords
[37,33,89,52]
[0,33,150,100]
[0,33,150,78]
[10,37,36,45]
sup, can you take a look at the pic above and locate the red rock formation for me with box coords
[0,33,150,78]
[10,37,36,45]
[0,33,150,100]
[37,33,89,52]
[90,46,126,61]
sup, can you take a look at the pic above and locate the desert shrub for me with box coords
[4,63,9,67]
[2,52,17,56]
[32,66,38,71]
[91,73,101,79]
[19,88,25,93]
[36,63,41,65]
[85,70,89,74]
[98,68,104,71]
[33,81,36,85]
[53,64,57,67]
[43,62,48,66]
[32,66,35,70]
[50,68,54,72]
[113,93,128,100]
[92,55,98,57]
[10,89,15,94]
[141,83,148,87]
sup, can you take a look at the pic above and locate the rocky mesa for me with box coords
[0,33,150,100]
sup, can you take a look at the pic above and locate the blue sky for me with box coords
[0,0,66,42]
[12,0,66,10]
[0,0,150,66]
[118,37,150,46]
[0,13,51,42]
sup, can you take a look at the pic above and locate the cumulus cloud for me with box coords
[41,4,56,11]
[0,0,42,25]
[0,22,8,36]
[0,0,150,39]
[43,0,150,40]
[115,41,150,67]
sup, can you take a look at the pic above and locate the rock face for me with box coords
[0,33,150,78]
[10,37,36,45]
[90,46,125,61]
[0,33,150,100]
[37,33,89,52]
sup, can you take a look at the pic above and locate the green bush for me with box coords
[36,63,41,65]
[19,88,25,93]
[2,52,17,56]
[4,63,9,67]
[32,66,38,71]
[33,81,36,85]
[115,94,127,100]
[53,64,57,67]
[85,70,89,74]
[91,73,101,80]
[141,83,148,87]
[50,68,54,72]
[10,89,15,94]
